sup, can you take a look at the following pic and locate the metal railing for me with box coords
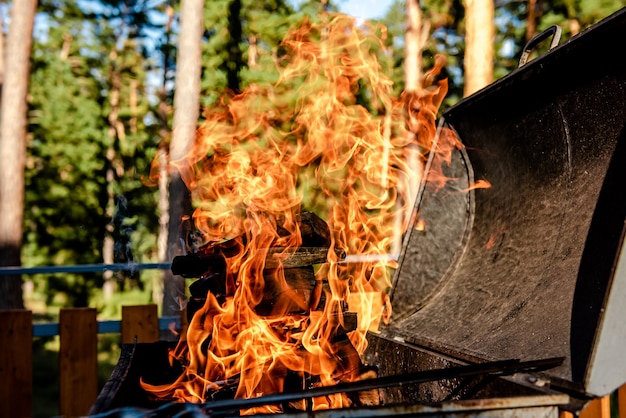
[0,262,171,275]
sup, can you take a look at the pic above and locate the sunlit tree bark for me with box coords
[103,49,123,300]
[156,4,175,308]
[526,0,539,41]
[162,0,204,321]
[400,0,429,252]
[404,0,423,93]
[463,0,494,96]
[0,0,37,309]
[0,9,5,91]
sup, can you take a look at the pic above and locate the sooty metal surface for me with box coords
[382,8,626,397]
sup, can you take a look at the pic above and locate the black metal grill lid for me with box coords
[384,7,626,397]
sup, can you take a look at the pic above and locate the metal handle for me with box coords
[518,25,562,67]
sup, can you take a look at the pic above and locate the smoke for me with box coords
[112,195,140,286]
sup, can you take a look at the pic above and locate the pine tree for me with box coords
[200,0,300,107]
[25,0,160,308]
[27,13,106,306]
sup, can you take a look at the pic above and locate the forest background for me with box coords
[0,0,623,416]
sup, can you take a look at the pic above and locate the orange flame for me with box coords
[467,179,492,190]
[144,14,450,410]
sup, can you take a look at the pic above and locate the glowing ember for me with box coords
[144,14,450,411]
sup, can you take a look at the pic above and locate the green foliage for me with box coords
[199,0,330,106]
[27,24,108,306]
[26,0,160,309]
[91,286,156,318]
[538,0,624,33]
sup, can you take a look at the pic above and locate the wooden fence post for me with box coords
[0,310,32,417]
[59,307,98,417]
[121,304,159,344]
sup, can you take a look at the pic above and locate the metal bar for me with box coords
[1,253,376,277]
[98,320,122,334]
[108,393,570,417]
[33,322,59,337]
[158,316,181,332]
[0,262,172,276]
[195,357,564,414]
[32,316,181,337]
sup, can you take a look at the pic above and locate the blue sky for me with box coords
[287,0,395,21]
[336,0,395,20]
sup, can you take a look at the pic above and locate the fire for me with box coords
[468,179,492,190]
[143,14,450,411]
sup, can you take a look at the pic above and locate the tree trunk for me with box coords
[463,0,494,96]
[0,8,5,91]
[157,144,169,305]
[248,34,258,68]
[156,4,174,307]
[129,79,138,134]
[0,0,37,309]
[382,36,401,255]
[526,0,538,41]
[161,0,204,322]
[103,50,125,300]
[401,0,428,246]
[60,33,72,61]
[404,0,422,93]
[226,0,243,93]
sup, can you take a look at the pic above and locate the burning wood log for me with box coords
[180,211,346,322]
[178,246,346,320]
[172,246,346,278]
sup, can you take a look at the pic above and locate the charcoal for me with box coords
[171,252,226,278]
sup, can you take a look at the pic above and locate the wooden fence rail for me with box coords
[0,305,179,417]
